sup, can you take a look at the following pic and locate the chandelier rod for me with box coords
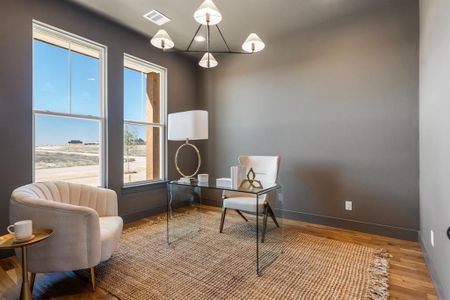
[207,24,210,53]
[186,24,203,52]
[216,25,231,53]
[207,22,211,67]
[178,50,251,54]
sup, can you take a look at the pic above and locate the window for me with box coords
[33,21,106,186]
[123,55,166,185]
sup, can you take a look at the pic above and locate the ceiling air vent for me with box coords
[143,10,171,26]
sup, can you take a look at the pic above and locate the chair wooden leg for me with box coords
[30,272,36,293]
[220,208,227,233]
[235,209,249,222]
[267,205,280,228]
[89,267,96,292]
[262,205,269,243]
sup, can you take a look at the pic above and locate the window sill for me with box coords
[121,180,169,194]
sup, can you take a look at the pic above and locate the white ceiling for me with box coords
[69,0,392,52]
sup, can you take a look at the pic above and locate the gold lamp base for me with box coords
[175,139,201,181]
[178,176,196,183]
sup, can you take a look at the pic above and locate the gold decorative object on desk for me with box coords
[0,228,53,300]
[239,168,263,190]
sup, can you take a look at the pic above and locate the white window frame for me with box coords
[32,20,108,187]
[123,53,167,187]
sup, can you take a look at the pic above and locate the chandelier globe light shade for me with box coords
[199,52,218,68]
[242,33,265,53]
[150,29,175,50]
[194,0,222,25]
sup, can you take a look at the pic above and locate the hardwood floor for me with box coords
[282,219,438,300]
[0,207,437,299]
[0,258,115,300]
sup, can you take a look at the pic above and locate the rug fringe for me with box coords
[366,248,392,300]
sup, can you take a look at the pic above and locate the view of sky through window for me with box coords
[34,39,102,145]
[124,67,148,122]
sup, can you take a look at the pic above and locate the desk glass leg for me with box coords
[257,188,284,275]
[167,184,202,244]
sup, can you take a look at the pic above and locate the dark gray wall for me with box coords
[419,0,450,298]
[0,0,421,251]
[0,0,200,253]
[199,0,419,240]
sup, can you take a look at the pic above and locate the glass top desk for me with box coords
[166,179,284,275]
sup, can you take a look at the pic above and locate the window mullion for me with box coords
[68,41,72,114]
[141,72,145,122]
[34,110,103,121]
[124,119,164,127]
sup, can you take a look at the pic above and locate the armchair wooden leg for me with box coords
[262,205,269,243]
[220,208,227,233]
[267,205,280,228]
[89,267,96,292]
[30,272,36,293]
[235,209,249,222]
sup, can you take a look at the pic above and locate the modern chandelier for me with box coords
[150,0,265,68]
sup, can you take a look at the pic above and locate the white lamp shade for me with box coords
[151,29,175,49]
[194,0,222,25]
[242,33,265,53]
[199,52,218,68]
[168,110,208,141]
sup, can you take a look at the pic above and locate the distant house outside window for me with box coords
[32,21,106,186]
[123,54,166,185]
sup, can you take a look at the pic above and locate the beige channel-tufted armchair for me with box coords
[10,181,123,291]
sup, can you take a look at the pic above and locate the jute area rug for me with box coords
[94,209,390,300]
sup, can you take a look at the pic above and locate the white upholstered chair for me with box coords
[220,156,280,242]
[9,181,123,291]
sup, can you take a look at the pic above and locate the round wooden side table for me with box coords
[0,228,53,300]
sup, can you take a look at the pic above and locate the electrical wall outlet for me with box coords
[345,201,352,211]
[431,230,434,247]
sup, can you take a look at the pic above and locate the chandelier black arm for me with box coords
[216,25,232,53]
[186,24,203,52]
[177,49,251,55]
[180,22,252,55]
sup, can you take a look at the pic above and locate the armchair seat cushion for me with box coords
[223,197,264,213]
[99,216,123,262]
